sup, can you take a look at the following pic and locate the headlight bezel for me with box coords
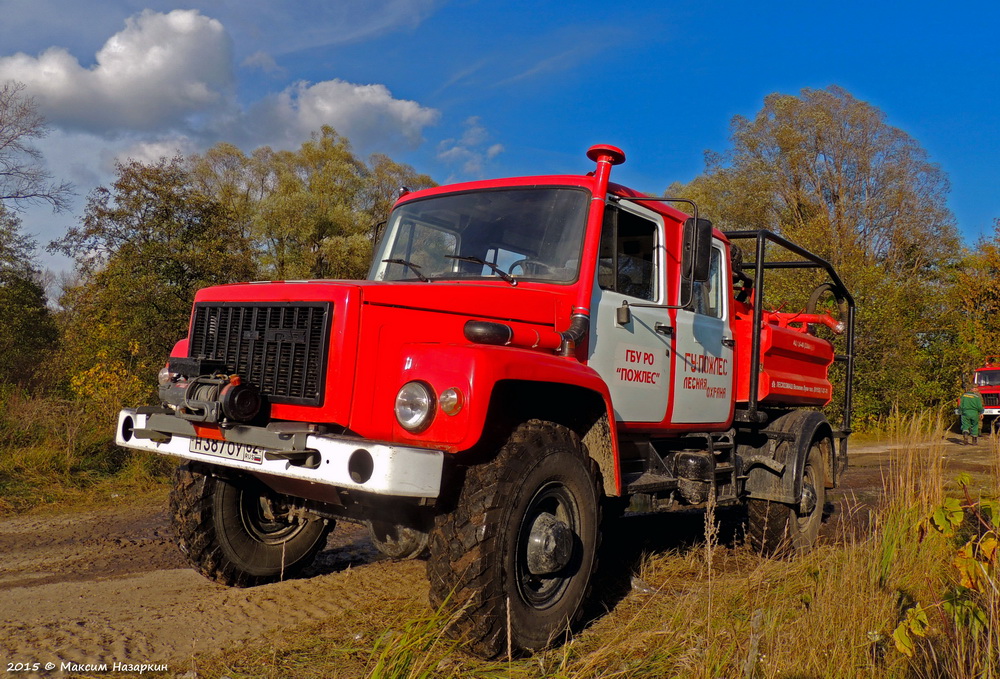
[394,380,436,433]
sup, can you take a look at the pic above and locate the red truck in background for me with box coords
[115,144,855,657]
[974,357,1000,428]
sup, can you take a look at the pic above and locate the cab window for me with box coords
[598,207,657,302]
[692,245,724,318]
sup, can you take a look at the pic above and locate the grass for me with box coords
[179,418,998,679]
[4,398,995,677]
[0,386,174,515]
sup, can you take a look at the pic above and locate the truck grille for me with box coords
[984,393,999,407]
[189,302,332,406]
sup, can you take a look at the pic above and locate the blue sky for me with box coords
[2,0,998,274]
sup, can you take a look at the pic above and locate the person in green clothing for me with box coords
[959,384,984,444]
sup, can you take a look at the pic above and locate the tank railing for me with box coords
[722,230,856,444]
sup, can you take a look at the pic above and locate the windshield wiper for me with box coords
[382,258,430,282]
[445,255,517,286]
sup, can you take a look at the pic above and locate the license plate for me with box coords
[189,437,265,465]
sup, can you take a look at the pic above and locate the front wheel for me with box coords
[746,439,826,555]
[170,463,332,587]
[427,420,601,657]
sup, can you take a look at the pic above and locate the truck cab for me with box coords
[974,357,1000,425]
[116,144,855,658]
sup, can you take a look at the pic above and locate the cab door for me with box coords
[669,241,735,424]
[588,203,670,423]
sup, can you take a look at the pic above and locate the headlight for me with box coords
[395,381,435,432]
[158,364,176,386]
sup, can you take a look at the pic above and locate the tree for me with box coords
[188,128,435,281]
[0,204,36,275]
[52,157,258,402]
[0,81,73,212]
[253,128,368,279]
[53,129,436,401]
[0,206,58,387]
[953,219,1000,376]
[0,81,67,389]
[670,86,961,420]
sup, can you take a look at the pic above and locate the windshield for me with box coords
[976,370,1000,387]
[369,187,590,283]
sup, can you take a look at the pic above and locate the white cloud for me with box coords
[115,137,199,166]
[0,9,234,133]
[459,116,489,147]
[437,117,504,176]
[0,9,441,154]
[1,4,451,278]
[240,79,439,151]
[241,51,284,75]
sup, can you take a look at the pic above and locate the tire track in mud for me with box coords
[0,503,423,668]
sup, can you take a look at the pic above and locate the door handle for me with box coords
[655,323,674,336]
[722,337,735,348]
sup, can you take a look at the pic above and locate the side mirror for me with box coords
[682,217,713,282]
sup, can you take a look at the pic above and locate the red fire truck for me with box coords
[116,144,855,657]
[974,357,1000,426]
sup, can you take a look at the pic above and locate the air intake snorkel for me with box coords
[560,144,627,356]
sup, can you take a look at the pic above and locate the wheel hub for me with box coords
[525,512,573,575]
[799,482,817,516]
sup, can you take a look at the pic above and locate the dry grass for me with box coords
[4,398,994,677]
[180,416,998,679]
[0,387,173,515]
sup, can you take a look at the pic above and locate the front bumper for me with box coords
[116,409,443,498]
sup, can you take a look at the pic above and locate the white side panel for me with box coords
[589,288,670,422]
[587,200,670,423]
[670,310,732,423]
[670,241,734,424]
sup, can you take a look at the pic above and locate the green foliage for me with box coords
[188,126,435,282]
[893,476,999,673]
[0,271,58,387]
[0,386,173,515]
[52,156,259,396]
[365,604,464,679]
[671,85,963,420]
[0,207,58,388]
[953,219,1000,380]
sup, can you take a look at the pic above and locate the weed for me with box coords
[893,474,999,678]
[0,386,172,514]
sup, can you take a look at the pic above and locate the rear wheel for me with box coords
[170,463,332,587]
[746,439,826,555]
[368,520,429,560]
[427,420,601,657]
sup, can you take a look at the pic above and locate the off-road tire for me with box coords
[746,439,826,555]
[368,520,429,560]
[170,462,331,587]
[427,420,601,658]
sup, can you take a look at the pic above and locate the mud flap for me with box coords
[742,410,831,504]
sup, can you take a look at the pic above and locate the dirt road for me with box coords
[0,436,994,675]
[0,507,414,674]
